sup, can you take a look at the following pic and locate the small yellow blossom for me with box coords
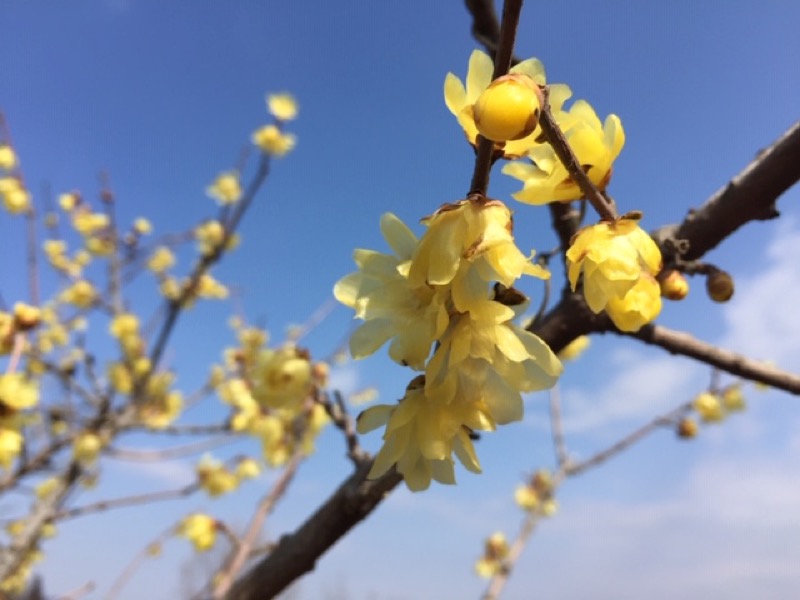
[35,477,60,500]
[605,274,662,332]
[133,217,152,235]
[693,392,724,423]
[475,532,510,578]
[721,384,746,412]
[0,145,17,170]
[0,427,23,468]
[138,389,183,429]
[59,192,80,211]
[0,177,31,214]
[0,373,40,411]
[196,455,239,497]
[73,432,103,463]
[160,277,181,300]
[13,302,41,330]
[178,513,217,552]
[252,346,313,410]
[206,171,242,205]
[515,484,540,511]
[677,417,699,439]
[195,220,226,256]
[110,313,139,339]
[473,73,543,142]
[659,269,689,300]
[558,335,590,361]
[236,457,261,480]
[196,273,229,300]
[267,93,299,121]
[252,124,296,157]
[85,235,115,256]
[72,211,109,236]
[60,280,97,309]
[566,216,662,317]
[444,49,571,158]
[504,100,625,204]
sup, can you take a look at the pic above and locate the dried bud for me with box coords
[677,417,699,439]
[473,74,543,142]
[706,269,734,302]
[659,269,689,301]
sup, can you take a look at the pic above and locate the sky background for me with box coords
[1,1,799,599]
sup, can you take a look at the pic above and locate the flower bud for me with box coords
[473,74,543,142]
[721,384,746,412]
[658,269,689,301]
[693,392,724,423]
[706,269,734,302]
[676,417,698,439]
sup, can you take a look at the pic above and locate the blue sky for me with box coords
[1,1,799,599]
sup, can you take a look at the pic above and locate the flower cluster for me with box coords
[566,215,663,332]
[337,201,562,490]
[474,532,510,578]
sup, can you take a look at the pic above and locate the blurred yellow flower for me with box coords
[0,145,17,170]
[252,124,296,156]
[0,177,31,214]
[0,373,40,411]
[133,217,152,235]
[206,171,242,205]
[147,246,176,273]
[475,532,509,578]
[178,513,217,552]
[196,455,239,497]
[693,392,724,423]
[73,432,103,463]
[267,93,298,121]
[504,100,625,204]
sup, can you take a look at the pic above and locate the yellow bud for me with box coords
[676,417,699,439]
[13,303,41,331]
[721,385,746,412]
[693,392,724,423]
[473,74,543,142]
[706,269,734,302]
[659,269,689,301]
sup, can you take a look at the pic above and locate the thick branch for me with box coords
[225,462,402,599]
[654,121,800,261]
[629,324,800,395]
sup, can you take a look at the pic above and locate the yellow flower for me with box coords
[659,269,689,300]
[425,314,562,425]
[444,49,571,158]
[72,211,109,236]
[60,280,97,309]
[35,477,59,499]
[236,457,261,480]
[503,100,625,204]
[206,171,242,205]
[196,273,229,300]
[12,302,41,330]
[73,432,103,463]
[108,362,133,394]
[605,274,662,332]
[195,220,226,256]
[473,73,543,142]
[252,124,296,156]
[558,335,590,361]
[0,426,23,468]
[133,217,152,235]
[408,199,549,318]
[0,177,31,214]
[0,145,17,170]
[357,378,484,492]
[138,389,183,429]
[59,192,79,211]
[196,455,239,497]
[178,513,217,552]
[335,213,449,370]
[693,392,724,423]
[566,216,662,314]
[475,532,509,578]
[267,93,298,121]
[515,485,540,511]
[0,373,40,411]
[147,246,176,273]
[721,384,746,412]
[252,346,312,410]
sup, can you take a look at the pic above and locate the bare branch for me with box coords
[629,324,800,395]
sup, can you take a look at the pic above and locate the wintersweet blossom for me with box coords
[475,532,510,578]
[267,93,298,121]
[605,273,662,332]
[565,216,662,319]
[0,145,17,170]
[252,124,296,156]
[473,73,543,142]
[0,177,31,214]
[444,49,572,158]
[251,346,313,410]
[0,374,40,411]
[206,171,242,205]
[196,455,239,497]
[693,392,724,423]
[0,425,23,468]
[178,513,217,552]
[357,377,483,492]
[335,213,449,370]
[503,100,625,204]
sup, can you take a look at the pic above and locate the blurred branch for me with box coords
[628,324,800,395]
[56,482,200,521]
[212,452,303,598]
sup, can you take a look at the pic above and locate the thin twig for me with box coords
[548,386,568,467]
[55,482,200,521]
[213,452,303,598]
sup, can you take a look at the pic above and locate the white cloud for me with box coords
[720,219,800,365]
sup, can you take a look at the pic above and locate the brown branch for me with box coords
[213,452,303,598]
[468,0,524,196]
[55,482,200,521]
[225,462,403,599]
[629,324,800,395]
[653,121,800,262]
